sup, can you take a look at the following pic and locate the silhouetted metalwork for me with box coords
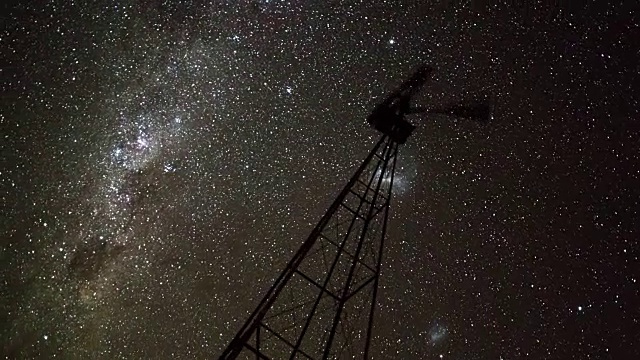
[367,64,433,143]
[413,102,492,122]
[220,64,489,359]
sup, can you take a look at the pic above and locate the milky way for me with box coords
[2,1,639,359]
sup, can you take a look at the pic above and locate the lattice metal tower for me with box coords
[220,65,489,359]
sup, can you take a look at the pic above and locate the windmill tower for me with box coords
[219,65,489,359]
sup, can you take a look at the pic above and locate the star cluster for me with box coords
[2,1,639,359]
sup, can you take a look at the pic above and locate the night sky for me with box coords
[2,1,639,359]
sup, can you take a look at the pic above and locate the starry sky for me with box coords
[2,1,639,359]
